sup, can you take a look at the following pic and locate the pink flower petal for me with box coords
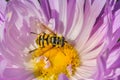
[0,0,7,14]
[2,68,33,80]
[66,0,84,40]
[77,0,106,50]
[58,73,68,80]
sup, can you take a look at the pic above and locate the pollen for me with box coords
[28,43,80,80]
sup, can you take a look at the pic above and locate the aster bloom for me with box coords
[0,0,120,80]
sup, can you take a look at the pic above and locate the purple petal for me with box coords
[0,59,7,78]
[39,0,68,34]
[104,43,120,79]
[0,0,46,63]
[66,0,76,34]
[1,68,33,80]
[107,43,120,69]
[39,0,52,21]
[66,0,84,40]
[0,12,5,22]
[38,0,60,30]
[39,0,60,21]
[113,0,120,14]
[113,10,120,33]
[0,0,7,14]
[94,55,106,80]
[76,0,106,49]
[58,73,69,80]
[0,7,5,40]
[108,28,120,49]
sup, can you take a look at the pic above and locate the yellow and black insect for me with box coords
[29,23,67,55]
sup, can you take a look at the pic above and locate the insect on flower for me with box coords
[29,22,68,56]
[26,20,80,79]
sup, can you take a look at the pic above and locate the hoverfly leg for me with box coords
[62,51,66,56]
[29,49,37,54]
[59,48,66,56]
[65,41,68,43]
[46,57,49,61]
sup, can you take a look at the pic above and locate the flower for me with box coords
[0,0,120,80]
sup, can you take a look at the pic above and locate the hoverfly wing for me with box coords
[39,23,55,34]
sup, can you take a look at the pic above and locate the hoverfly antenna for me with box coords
[6,0,9,2]
[30,32,39,35]
[65,41,68,43]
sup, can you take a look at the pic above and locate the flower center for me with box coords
[27,37,80,79]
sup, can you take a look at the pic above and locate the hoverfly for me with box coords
[29,22,67,55]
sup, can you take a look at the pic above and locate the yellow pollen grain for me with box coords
[30,43,80,80]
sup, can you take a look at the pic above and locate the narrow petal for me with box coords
[77,23,107,53]
[81,43,104,60]
[106,47,120,69]
[75,66,96,79]
[39,0,52,21]
[77,0,106,50]
[66,0,76,33]
[0,7,5,40]
[66,0,84,40]
[58,73,69,80]
[2,68,33,80]
[39,0,61,32]
[113,10,120,33]
[0,59,7,77]
[57,0,67,35]
[0,0,7,14]
[42,0,67,34]
[113,0,120,14]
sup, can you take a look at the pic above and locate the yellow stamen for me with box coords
[28,43,80,80]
